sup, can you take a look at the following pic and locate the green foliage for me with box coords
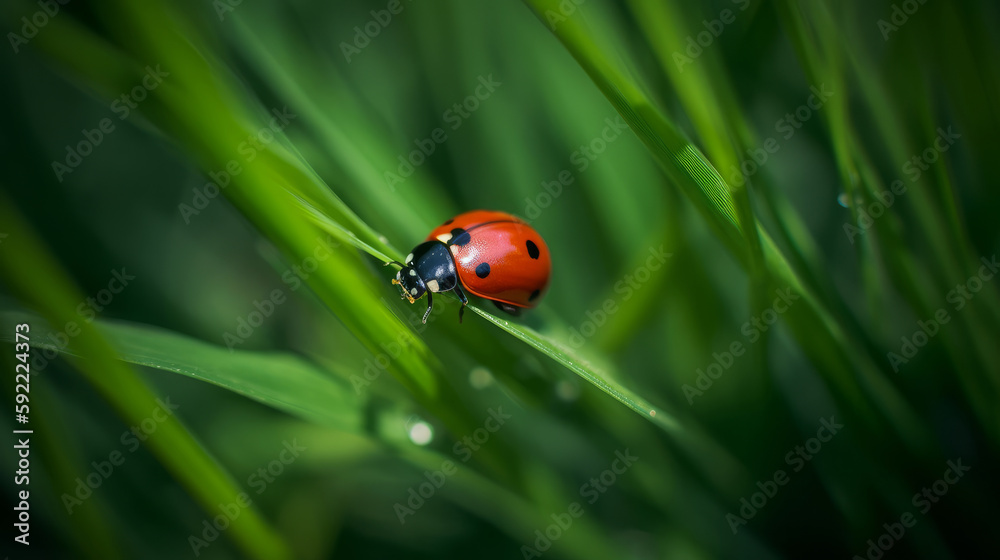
[2,0,998,558]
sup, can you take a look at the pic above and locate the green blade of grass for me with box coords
[0,312,362,431]
[29,0,445,410]
[34,0,544,490]
[625,0,765,275]
[0,196,292,560]
[780,0,1000,441]
[227,13,453,245]
[525,0,936,463]
[472,306,664,422]
[521,0,746,259]
[467,305,751,495]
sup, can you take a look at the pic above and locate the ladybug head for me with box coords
[392,266,426,304]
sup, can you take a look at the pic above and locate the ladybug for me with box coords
[387,210,551,323]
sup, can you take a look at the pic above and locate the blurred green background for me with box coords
[2,0,999,558]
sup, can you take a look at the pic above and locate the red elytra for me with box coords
[389,210,551,323]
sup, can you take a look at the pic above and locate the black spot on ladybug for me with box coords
[526,240,540,259]
[475,262,491,278]
[450,228,471,246]
[443,219,454,226]
[529,289,540,302]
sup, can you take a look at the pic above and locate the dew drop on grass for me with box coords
[838,192,864,208]
[408,421,434,445]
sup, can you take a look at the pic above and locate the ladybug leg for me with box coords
[454,284,469,323]
[390,278,412,302]
[422,291,434,324]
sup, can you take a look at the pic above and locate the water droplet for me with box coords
[408,421,434,446]
[838,192,864,208]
